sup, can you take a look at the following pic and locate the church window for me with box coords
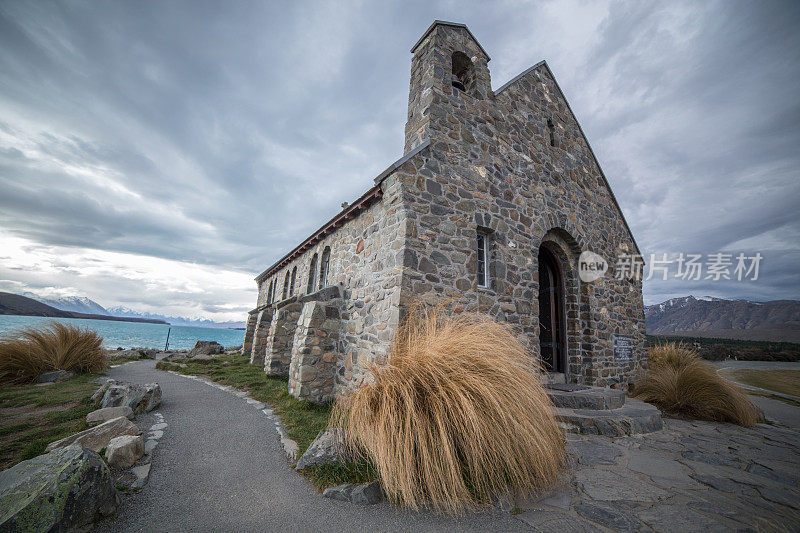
[319,247,331,290]
[282,271,290,300]
[477,233,490,288]
[547,118,557,147]
[307,254,318,293]
[289,266,297,296]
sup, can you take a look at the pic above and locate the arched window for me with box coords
[451,51,475,95]
[307,254,318,293]
[282,271,290,300]
[319,247,331,290]
[289,267,297,296]
[547,118,557,148]
[267,279,274,304]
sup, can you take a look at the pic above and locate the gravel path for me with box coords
[96,359,523,532]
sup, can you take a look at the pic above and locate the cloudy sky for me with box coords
[0,0,798,322]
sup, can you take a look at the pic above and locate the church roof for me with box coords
[410,20,491,61]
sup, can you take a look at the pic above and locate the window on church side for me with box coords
[477,233,489,289]
[307,254,318,294]
[282,271,290,300]
[319,247,331,290]
[547,118,557,147]
[289,266,297,296]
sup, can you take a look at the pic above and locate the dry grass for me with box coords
[0,321,107,384]
[634,343,759,426]
[331,305,565,516]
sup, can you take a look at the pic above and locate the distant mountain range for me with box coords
[645,295,800,343]
[0,292,168,325]
[17,293,245,329]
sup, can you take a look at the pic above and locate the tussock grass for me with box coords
[0,321,107,384]
[331,305,565,516]
[634,343,759,426]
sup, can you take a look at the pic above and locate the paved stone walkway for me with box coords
[98,359,800,531]
[513,419,800,531]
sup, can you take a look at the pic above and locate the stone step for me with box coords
[553,398,663,437]
[545,383,626,410]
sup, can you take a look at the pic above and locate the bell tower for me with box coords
[403,21,492,154]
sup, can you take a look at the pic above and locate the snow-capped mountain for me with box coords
[23,293,109,315]
[106,306,245,329]
[21,292,245,329]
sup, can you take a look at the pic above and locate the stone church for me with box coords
[242,21,647,404]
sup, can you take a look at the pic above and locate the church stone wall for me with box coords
[246,169,413,398]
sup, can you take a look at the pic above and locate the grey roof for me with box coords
[410,20,491,61]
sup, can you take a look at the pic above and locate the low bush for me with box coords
[0,321,107,383]
[331,305,565,516]
[634,343,759,426]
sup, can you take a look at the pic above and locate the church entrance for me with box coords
[538,246,566,375]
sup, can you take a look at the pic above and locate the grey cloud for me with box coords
[0,0,798,318]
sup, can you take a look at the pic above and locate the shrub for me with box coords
[634,343,759,426]
[0,321,107,383]
[330,306,565,515]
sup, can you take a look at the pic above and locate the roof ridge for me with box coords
[410,20,490,60]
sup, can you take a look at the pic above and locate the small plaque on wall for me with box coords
[613,334,633,362]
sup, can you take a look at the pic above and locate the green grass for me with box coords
[155,354,377,488]
[732,369,800,397]
[0,374,100,469]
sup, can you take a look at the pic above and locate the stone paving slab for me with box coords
[516,418,800,531]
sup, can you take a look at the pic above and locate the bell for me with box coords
[451,73,466,92]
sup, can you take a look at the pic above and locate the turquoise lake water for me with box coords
[0,315,245,350]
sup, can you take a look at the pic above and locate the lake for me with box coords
[0,315,245,350]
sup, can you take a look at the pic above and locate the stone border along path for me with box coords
[95,357,800,531]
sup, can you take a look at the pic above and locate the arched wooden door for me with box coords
[538,247,566,373]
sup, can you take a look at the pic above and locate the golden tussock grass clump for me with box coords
[330,305,565,515]
[0,321,107,384]
[634,343,759,426]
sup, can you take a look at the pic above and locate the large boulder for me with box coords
[0,445,118,532]
[296,429,351,471]
[105,435,145,469]
[100,380,162,413]
[46,416,141,453]
[86,406,134,425]
[189,341,224,358]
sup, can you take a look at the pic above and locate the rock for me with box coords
[101,381,162,413]
[295,429,350,470]
[35,370,74,384]
[323,481,383,505]
[130,463,151,489]
[163,351,188,362]
[112,348,156,360]
[105,435,145,469]
[189,341,224,357]
[0,445,118,532]
[350,481,383,505]
[45,416,141,453]
[86,406,134,425]
[323,483,354,502]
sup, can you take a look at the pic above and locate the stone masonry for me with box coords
[244,20,648,403]
[287,287,342,404]
[264,297,303,376]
